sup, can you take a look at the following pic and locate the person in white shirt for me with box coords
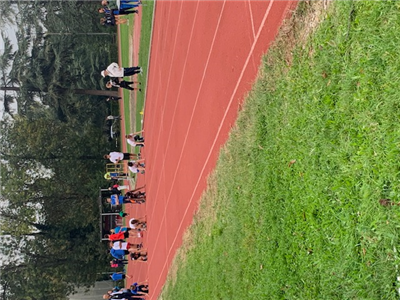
[110,241,142,250]
[128,217,147,232]
[101,62,142,77]
[128,159,145,174]
[104,151,139,163]
[126,130,145,147]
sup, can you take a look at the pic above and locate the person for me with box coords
[110,272,131,281]
[110,248,129,259]
[124,187,146,200]
[127,159,145,174]
[110,259,128,267]
[120,196,145,205]
[104,172,129,180]
[104,151,139,163]
[110,226,131,235]
[100,16,127,26]
[130,282,149,295]
[106,78,141,91]
[118,210,129,218]
[123,191,146,204]
[106,194,124,205]
[125,190,145,199]
[128,217,147,231]
[126,186,146,194]
[101,62,142,78]
[126,131,145,147]
[104,291,145,300]
[130,250,148,262]
[119,2,140,10]
[98,6,138,16]
[110,241,142,251]
[104,231,130,241]
[101,0,141,10]
[107,194,143,205]
[110,225,142,237]
[110,262,121,268]
[108,184,129,195]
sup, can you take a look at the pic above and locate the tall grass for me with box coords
[160,1,400,299]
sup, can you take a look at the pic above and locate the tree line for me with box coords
[0,0,119,298]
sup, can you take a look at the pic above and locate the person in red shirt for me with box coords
[105,231,128,241]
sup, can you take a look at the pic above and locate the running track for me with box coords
[127,1,297,298]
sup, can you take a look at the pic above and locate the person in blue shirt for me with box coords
[98,6,138,15]
[103,290,145,300]
[106,194,125,205]
[130,282,149,295]
[107,194,137,205]
[110,248,129,259]
[101,0,141,10]
[110,272,131,281]
[111,226,129,234]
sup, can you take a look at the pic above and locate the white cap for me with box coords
[101,70,106,77]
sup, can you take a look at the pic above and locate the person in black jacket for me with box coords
[106,78,141,91]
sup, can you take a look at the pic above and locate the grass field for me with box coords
[120,15,135,134]
[119,2,154,135]
[118,1,154,156]
[135,0,154,130]
[159,1,400,299]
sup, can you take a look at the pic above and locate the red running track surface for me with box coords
[126,1,297,298]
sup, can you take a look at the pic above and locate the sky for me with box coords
[0,23,19,119]
[0,23,18,50]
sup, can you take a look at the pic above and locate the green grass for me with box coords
[119,1,154,132]
[135,0,155,130]
[160,1,400,299]
[119,1,154,152]
[119,16,134,135]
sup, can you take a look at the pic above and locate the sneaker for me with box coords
[140,67,143,74]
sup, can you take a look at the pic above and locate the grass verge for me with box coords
[119,1,154,154]
[135,0,155,130]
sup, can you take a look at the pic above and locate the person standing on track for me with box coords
[104,151,140,163]
[126,131,145,147]
[106,78,141,91]
[101,62,142,78]
[127,159,145,174]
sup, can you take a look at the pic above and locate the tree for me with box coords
[0,33,16,116]
[0,0,16,26]
[0,1,119,298]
